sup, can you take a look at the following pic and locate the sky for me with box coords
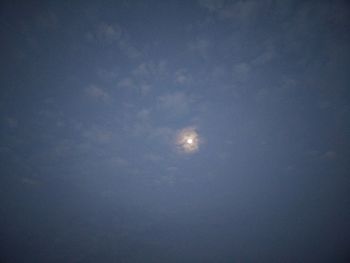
[1,0,350,262]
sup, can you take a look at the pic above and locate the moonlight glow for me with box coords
[176,127,200,153]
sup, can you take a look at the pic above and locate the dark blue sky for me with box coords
[1,1,350,262]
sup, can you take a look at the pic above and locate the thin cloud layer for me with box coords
[1,1,349,262]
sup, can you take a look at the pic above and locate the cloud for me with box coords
[140,84,151,95]
[87,22,122,43]
[218,1,261,21]
[87,22,141,59]
[99,23,121,40]
[132,60,167,80]
[252,48,277,66]
[82,127,113,144]
[158,92,192,116]
[122,106,153,137]
[136,109,151,122]
[52,139,73,157]
[322,151,337,160]
[152,127,175,142]
[97,67,119,82]
[117,77,134,89]
[114,60,167,96]
[4,117,18,128]
[199,0,282,26]
[175,69,192,85]
[108,157,129,167]
[198,0,224,12]
[188,39,210,58]
[85,85,111,102]
[37,11,59,30]
[232,62,251,82]
[118,38,142,59]
[144,153,163,162]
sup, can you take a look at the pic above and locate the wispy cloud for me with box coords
[232,62,251,82]
[132,60,167,80]
[175,69,193,85]
[85,85,111,102]
[158,92,192,116]
[188,39,211,58]
[38,12,59,30]
[86,22,122,43]
[97,67,120,82]
[199,0,272,25]
[82,126,113,144]
[117,78,135,89]
[87,22,141,59]
[198,0,224,12]
[4,117,18,128]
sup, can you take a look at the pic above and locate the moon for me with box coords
[176,127,200,153]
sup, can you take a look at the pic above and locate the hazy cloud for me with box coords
[4,117,18,128]
[37,11,59,30]
[252,48,277,66]
[198,0,224,12]
[132,60,167,80]
[97,67,119,82]
[117,78,135,89]
[175,69,192,85]
[87,22,122,43]
[87,22,141,59]
[144,153,163,162]
[82,126,113,144]
[322,151,337,160]
[232,62,251,82]
[85,85,111,102]
[188,39,210,58]
[158,92,192,116]
[136,109,151,122]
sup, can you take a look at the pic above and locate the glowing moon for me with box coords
[176,127,200,153]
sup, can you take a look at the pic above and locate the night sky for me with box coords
[1,1,350,262]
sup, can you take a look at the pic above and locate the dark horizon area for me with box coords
[1,1,350,262]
